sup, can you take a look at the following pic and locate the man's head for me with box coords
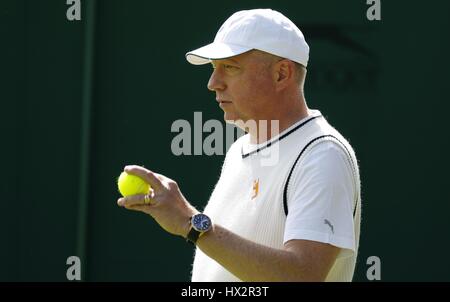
[186,9,309,125]
[206,49,306,123]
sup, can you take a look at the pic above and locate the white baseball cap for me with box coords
[186,9,309,67]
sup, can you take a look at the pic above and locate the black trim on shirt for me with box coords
[283,135,359,218]
[241,115,322,159]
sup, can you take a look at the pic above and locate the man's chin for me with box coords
[224,115,241,125]
[223,112,237,124]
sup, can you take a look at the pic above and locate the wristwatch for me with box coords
[186,213,212,244]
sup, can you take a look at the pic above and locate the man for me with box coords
[118,9,361,281]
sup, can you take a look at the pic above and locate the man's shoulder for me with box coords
[306,115,357,159]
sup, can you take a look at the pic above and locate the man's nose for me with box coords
[207,69,226,92]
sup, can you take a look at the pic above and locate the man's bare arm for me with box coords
[196,224,340,281]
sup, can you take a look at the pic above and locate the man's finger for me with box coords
[117,193,155,208]
[125,204,153,214]
[124,165,163,191]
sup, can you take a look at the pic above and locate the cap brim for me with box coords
[186,42,252,65]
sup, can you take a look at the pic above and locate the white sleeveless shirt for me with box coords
[191,110,361,282]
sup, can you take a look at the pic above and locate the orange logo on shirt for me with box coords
[251,179,259,199]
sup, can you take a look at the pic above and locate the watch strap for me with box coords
[186,226,201,245]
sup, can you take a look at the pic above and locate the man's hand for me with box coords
[117,165,199,238]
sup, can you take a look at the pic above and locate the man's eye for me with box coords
[224,65,238,70]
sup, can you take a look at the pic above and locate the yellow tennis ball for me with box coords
[117,172,150,197]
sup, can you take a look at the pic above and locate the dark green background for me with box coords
[1,0,449,281]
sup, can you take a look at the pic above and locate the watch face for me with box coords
[192,214,211,232]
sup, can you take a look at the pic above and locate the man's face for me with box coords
[207,51,276,123]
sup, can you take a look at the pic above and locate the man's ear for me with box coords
[274,60,295,90]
